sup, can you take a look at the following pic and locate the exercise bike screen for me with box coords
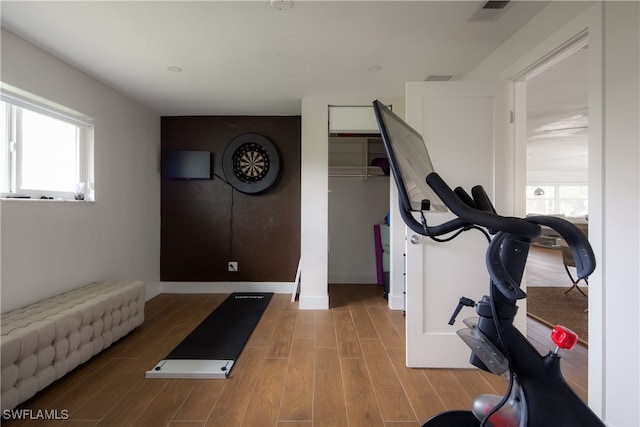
[372,100,447,212]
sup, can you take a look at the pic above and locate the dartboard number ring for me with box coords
[223,133,281,194]
[233,142,269,183]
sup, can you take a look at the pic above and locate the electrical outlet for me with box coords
[228,261,238,272]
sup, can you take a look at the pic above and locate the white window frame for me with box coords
[1,82,94,200]
[526,183,588,218]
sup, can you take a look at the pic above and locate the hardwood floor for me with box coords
[3,285,587,427]
[525,245,577,288]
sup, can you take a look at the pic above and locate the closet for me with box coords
[327,106,390,287]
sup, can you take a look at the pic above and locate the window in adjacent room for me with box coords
[526,184,588,217]
[0,83,94,200]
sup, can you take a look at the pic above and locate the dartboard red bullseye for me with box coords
[223,134,281,194]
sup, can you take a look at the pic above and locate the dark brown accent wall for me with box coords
[161,116,301,282]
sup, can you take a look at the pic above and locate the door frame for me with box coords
[504,8,604,414]
[299,96,404,310]
[511,33,589,219]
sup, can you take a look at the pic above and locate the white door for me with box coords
[404,81,515,367]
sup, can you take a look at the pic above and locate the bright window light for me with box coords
[1,83,94,200]
[20,109,78,192]
[527,184,588,217]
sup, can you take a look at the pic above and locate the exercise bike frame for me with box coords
[372,100,605,427]
[420,178,605,427]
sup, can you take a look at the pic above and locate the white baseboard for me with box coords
[159,281,295,295]
[149,281,399,313]
[388,292,405,311]
[145,281,162,301]
[298,294,329,310]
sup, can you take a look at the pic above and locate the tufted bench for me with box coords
[1,280,145,410]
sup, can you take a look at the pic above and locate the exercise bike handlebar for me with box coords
[425,172,542,239]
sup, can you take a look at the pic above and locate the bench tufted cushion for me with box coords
[1,280,145,410]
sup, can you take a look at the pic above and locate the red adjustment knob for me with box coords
[551,325,578,350]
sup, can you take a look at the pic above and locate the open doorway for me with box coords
[327,106,390,295]
[524,43,590,346]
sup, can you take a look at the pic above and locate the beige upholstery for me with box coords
[1,280,145,410]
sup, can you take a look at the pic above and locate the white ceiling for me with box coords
[1,1,586,181]
[1,0,550,116]
[526,47,588,180]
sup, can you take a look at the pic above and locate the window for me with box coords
[526,184,588,217]
[1,83,94,200]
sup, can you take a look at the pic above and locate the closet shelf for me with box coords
[329,166,388,178]
[329,136,388,178]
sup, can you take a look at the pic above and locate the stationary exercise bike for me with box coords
[372,100,605,427]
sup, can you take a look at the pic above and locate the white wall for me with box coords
[300,98,331,309]
[600,3,639,425]
[465,2,640,425]
[0,30,161,312]
[328,175,389,284]
[462,2,594,81]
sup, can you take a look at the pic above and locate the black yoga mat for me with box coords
[166,292,273,361]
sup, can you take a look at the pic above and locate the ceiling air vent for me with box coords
[469,0,511,22]
[424,75,454,82]
[483,1,510,9]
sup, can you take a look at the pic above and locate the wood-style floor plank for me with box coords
[168,422,204,427]
[133,379,197,427]
[359,338,417,423]
[292,310,315,340]
[386,347,447,422]
[241,358,288,427]
[95,376,168,427]
[340,357,384,426]
[171,380,226,422]
[314,310,337,348]
[278,339,314,422]
[57,358,135,417]
[333,310,363,358]
[349,301,380,339]
[247,309,278,348]
[423,369,475,412]
[204,346,266,427]
[266,311,297,358]
[69,358,142,420]
[367,306,405,348]
[3,283,588,427]
[313,347,348,427]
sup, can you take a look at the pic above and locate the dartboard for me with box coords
[222,133,281,194]
[232,142,270,183]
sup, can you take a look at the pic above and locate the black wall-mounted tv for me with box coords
[163,150,213,180]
